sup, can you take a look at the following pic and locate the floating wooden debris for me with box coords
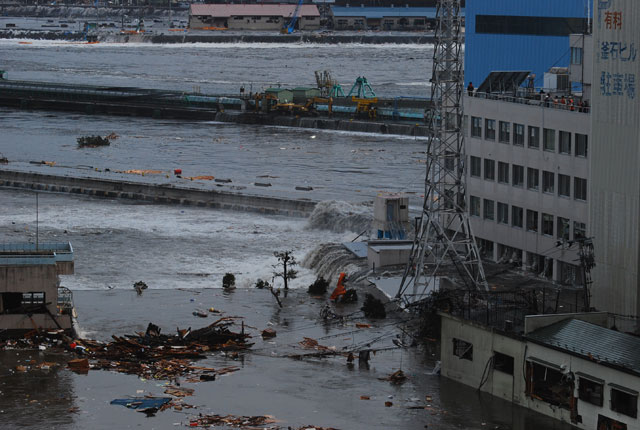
[77,135,111,148]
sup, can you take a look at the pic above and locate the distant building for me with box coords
[331,6,438,31]
[441,311,640,430]
[188,4,321,31]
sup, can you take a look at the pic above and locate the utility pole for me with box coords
[36,192,39,251]
[396,0,487,304]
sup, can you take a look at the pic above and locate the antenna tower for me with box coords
[396,0,487,304]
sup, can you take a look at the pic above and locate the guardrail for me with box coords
[0,242,74,262]
[470,91,590,114]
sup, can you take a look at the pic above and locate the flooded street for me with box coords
[0,40,574,429]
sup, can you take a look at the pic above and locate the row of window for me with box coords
[469,157,588,201]
[469,116,588,158]
[470,196,586,240]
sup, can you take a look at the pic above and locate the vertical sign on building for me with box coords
[591,0,640,317]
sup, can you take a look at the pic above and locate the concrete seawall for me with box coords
[0,169,317,218]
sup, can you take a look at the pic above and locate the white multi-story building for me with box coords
[464,33,592,287]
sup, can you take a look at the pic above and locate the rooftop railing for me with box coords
[469,91,590,114]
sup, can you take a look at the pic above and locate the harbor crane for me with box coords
[396,0,487,305]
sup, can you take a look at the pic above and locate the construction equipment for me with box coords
[396,0,487,305]
[352,96,378,118]
[346,77,376,99]
[271,97,333,116]
[281,0,304,34]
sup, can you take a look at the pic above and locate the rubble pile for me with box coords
[77,319,251,379]
[187,413,339,430]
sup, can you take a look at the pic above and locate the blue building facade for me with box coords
[464,0,591,89]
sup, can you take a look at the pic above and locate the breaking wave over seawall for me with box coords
[305,200,372,234]
[303,243,369,285]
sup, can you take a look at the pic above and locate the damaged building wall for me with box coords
[524,342,640,429]
[441,313,640,430]
[0,264,59,315]
[439,313,527,404]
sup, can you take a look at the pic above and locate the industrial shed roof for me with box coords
[332,7,464,19]
[190,4,320,18]
[526,318,640,377]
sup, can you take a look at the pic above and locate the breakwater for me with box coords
[0,30,434,45]
[0,169,317,217]
[215,112,429,136]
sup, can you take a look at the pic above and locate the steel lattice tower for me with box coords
[396,0,487,303]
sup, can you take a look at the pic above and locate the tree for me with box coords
[273,251,298,290]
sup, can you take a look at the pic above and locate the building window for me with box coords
[558,174,571,198]
[611,387,638,418]
[453,338,473,360]
[543,128,555,152]
[485,119,496,140]
[576,133,588,157]
[22,292,45,305]
[476,15,589,37]
[493,352,514,375]
[499,121,511,143]
[470,156,481,177]
[527,168,539,191]
[575,177,587,201]
[512,206,523,228]
[526,361,572,409]
[574,221,586,240]
[484,159,495,181]
[597,416,628,430]
[557,217,570,240]
[512,165,524,187]
[542,213,554,236]
[513,123,525,146]
[526,210,538,232]
[571,46,583,65]
[528,126,540,149]
[444,150,455,172]
[471,116,482,137]
[543,171,555,194]
[578,376,603,407]
[470,196,480,217]
[559,131,571,154]
[484,199,495,220]
[497,202,509,224]
[498,162,509,184]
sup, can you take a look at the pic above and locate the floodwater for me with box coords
[0,40,573,429]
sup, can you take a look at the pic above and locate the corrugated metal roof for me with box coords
[332,7,442,19]
[526,319,640,376]
[464,0,590,88]
[190,4,320,18]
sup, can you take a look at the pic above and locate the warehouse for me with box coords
[189,4,321,31]
[330,7,439,31]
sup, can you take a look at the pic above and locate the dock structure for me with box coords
[0,79,431,135]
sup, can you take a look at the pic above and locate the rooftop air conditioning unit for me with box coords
[544,67,570,92]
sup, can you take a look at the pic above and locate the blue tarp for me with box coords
[110,397,172,410]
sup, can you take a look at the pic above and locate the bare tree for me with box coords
[273,251,298,290]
